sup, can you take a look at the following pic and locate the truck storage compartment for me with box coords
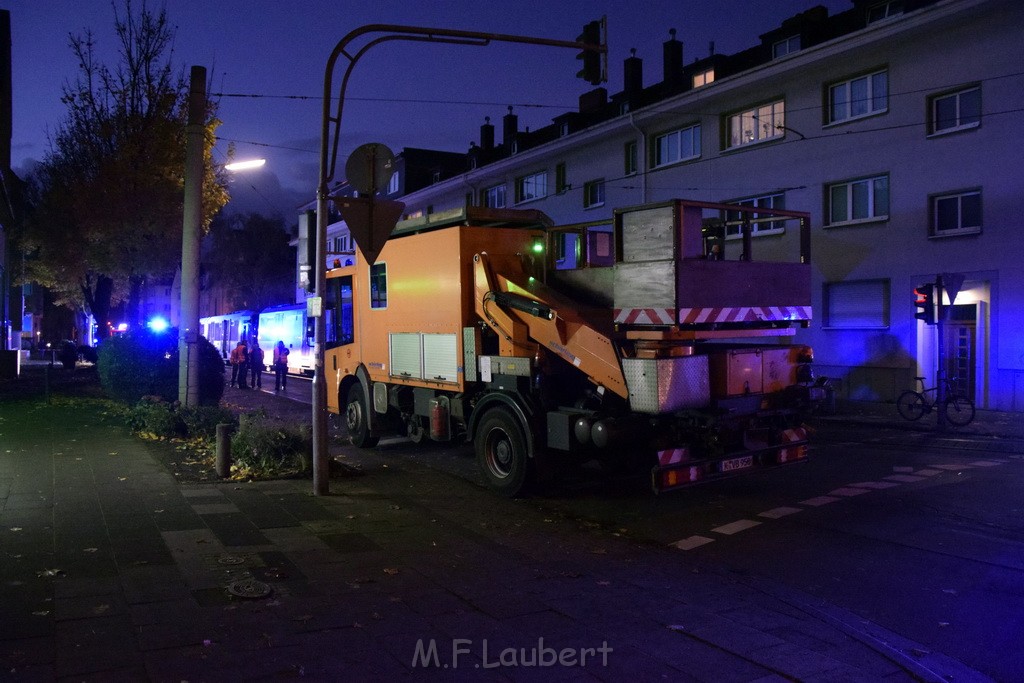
[622,356,710,414]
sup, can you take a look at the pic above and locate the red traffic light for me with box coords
[914,283,936,325]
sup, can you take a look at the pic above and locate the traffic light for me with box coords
[576,20,605,85]
[914,283,936,325]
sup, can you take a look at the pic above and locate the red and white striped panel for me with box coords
[678,306,812,324]
[614,308,676,325]
[657,447,690,466]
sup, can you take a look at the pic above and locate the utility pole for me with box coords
[178,65,205,407]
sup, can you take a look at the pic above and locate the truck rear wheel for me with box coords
[475,408,532,497]
[346,383,379,448]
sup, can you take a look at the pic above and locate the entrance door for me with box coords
[944,303,976,398]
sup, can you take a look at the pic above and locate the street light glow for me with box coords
[224,158,266,171]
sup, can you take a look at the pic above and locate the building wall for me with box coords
[384,0,1023,410]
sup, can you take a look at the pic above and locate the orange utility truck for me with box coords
[322,199,824,495]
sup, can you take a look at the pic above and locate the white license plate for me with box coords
[720,455,754,472]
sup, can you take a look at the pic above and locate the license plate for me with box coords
[720,455,754,472]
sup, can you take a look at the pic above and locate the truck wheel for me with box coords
[346,383,379,448]
[475,408,531,497]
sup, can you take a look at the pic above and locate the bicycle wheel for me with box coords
[943,395,975,427]
[897,391,927,421]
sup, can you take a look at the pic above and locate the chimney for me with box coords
[502,106,518,149]
[480,116,494,152]
[663,28,684,86]
[623,48,643,95]
[579,87,607,114]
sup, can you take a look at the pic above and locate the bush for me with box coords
[124,396,236,441]
[97,328,225,406]
[231,409,311,476]
[125,395,184,438]
[179,404,237,438]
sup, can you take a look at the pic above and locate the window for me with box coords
[515,171,547,204]
[583,179,605,209]
[555,163,569,194]
[653,123,701,168]
[693,68,714,88]
[828,70,887,124]
[772,35,800,58]
[867,1,903,23]
[932,190,981,237]
[624,141,637,176]
[726,100,784,148]
[482,183,506,209]
[369,263,387,309]
[723,193,786,237]
[929,87,981,135]
[823,279,890,328]
[827,175,889,225]
[387,172,400,194]
[560,122,570,137]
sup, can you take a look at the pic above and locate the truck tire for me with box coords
[475,408,532,497]
[346,383,379,448]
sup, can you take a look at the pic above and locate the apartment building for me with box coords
[360,0,1016,411]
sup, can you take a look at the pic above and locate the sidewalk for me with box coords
[0,369,1000,681]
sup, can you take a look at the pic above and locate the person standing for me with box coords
[229,340,249,389]
[273,340,290,392]
[249,340,265,389]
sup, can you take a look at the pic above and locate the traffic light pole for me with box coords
[312,22,608,495]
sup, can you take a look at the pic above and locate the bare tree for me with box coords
[20,0,228,339]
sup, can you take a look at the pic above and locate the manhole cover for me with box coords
[218,555,246,565]
[227,578,272,599]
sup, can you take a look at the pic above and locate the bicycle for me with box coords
[896,376,975,426]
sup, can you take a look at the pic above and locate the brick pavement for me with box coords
[0,366,1001,681]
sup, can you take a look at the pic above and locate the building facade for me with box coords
[357,0,1021,411]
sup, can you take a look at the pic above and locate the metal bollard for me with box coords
[216,423,233,478]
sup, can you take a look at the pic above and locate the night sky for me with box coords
[7,0,852,219]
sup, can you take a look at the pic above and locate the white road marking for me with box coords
[849,481,900,489]
[885,474,927,482]
[829,487,870,497]
[758,506,802,519]
[970,460,1002,467]
[711,519,761,535]
[799,495,841,506]
[914,468,943,476]
[934,463,972,470]
[673,536,715,550]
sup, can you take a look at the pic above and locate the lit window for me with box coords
[828,70,887,124]
[772,35,800,58]
[653,124,701,167]
[867,1,903,23]
[515,171,547,204]
[482,184,506,209]
[583,179,605,209]
[726,100,784,148]
[827,175,889,225]
[932,190,981,237]
[929,87,981,135]
[824,279,890,328]
[369,263,387,309]
[692,68,714,88]
[722,193,786,237]
[387,172,399,194]
[624,141,637,176]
